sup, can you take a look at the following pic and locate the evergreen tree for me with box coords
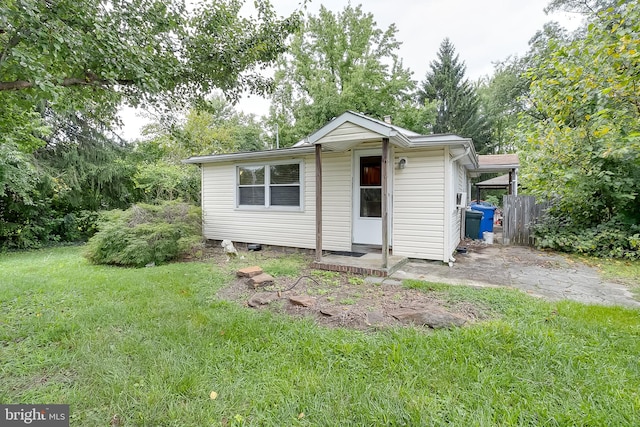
[418,38,491,153]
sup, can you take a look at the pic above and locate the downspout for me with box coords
[449,254,456,267]
[451,145,471,163]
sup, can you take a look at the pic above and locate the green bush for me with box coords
[84,201,203,267]
[533,213,640,260]
[484,194,501,208]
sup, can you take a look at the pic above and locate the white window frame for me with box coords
[235,160,304,211]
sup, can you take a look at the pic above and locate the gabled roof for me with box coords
[294,111,477,166]
[184,111,479,168]
[293,111,416,151]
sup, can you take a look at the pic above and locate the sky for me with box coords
[119,0,583,140]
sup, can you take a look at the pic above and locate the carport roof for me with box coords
[475,154,519,173]
[476,174,510,189]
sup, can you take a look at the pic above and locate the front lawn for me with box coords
[1,247,639,426]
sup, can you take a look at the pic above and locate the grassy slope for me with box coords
[1,247,639,426]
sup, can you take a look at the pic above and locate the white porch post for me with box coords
[381,138,389,269]
[315,144,323,262]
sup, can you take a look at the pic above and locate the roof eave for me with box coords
[475,164,520,172]
[182,146,316,164]
[408,137,478,168]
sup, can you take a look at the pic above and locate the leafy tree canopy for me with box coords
[544,0,620,14]
[268,4,416,147]
[520,0,640,225]
[0,0,299,249]
[131,95,265,205]
[140,94,267,161]
[0,0,300,146]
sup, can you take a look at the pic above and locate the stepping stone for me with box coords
[247,292,279,307]
[237,266,263,278]
[320,307,342,317]
[390,307,466,329]
[248,273,274,288]
[289,295,315,307]
[366,311,385,325]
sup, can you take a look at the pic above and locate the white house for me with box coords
[184,111,479,268]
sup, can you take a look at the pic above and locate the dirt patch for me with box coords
[208,246,491,331]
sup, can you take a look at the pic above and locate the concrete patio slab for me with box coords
[390,244,640,308]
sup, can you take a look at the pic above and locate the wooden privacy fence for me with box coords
[502,195,550,246]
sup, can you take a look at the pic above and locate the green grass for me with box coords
[2,247,640,426]
[597,258,640,285]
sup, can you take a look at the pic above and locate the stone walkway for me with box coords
[391,244,640,308]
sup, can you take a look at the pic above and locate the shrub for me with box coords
[54,210,101,242]
[84,201,203,267]
[533,213,640,260]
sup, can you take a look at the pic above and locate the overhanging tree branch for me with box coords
[0,74,136,91]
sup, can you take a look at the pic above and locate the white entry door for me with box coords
[353,150,389,245]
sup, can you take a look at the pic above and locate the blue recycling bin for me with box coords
[470,203,496,239]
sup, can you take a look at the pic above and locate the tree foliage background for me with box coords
[0,0,299,249]
[517,0,640,258]
[267,4,423,147]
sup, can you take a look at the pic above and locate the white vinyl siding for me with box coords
[322,152,352,250]
[449,161,467,256]
[392,148,446,261]
[201,153,351,251]
[315,122,384,150]
[199,141,459,261]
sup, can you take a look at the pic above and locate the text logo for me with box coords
[1,405,69,426]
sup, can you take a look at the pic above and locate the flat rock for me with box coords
[390,307,466,329]
[237,266,263,278]
[320,307,342,317]
[366,311,386,325]
[248,273,274,288]
[289,295,315,307]
[247,292,279,307]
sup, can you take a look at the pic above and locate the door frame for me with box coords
[352,148,393,246]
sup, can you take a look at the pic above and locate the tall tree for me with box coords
[0,0,300,143]
[517,1,640,256]
[133,96,266,203]
[418,38,490,153]
[0,0,300,249]
[268,4,416,147]
[477,57,531,153]
[141,95,267,161]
